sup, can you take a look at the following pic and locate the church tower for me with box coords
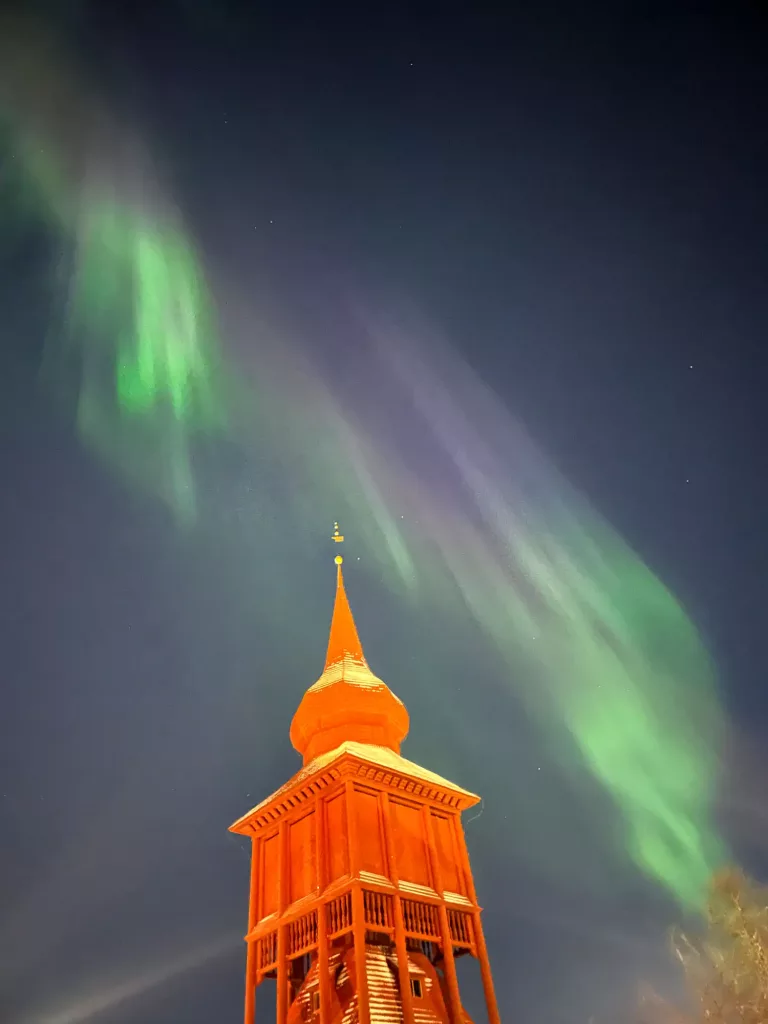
[230,528,501,1024]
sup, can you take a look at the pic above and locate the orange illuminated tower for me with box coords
[230,526,501,1024]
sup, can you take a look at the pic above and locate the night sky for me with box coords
[1,3,767,1023]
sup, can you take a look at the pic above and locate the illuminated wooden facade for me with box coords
[231,549,501,1024]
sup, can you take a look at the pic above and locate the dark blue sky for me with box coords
[1,3,766,1022]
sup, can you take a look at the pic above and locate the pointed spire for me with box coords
[325,554,367,669]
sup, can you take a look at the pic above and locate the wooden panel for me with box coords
[261,830,280,918]
[325,791,349,883]
[431,812,463,894]
[390,799,430,887]
[354,788,386,876]
[289,810,317,904]
[451,815,475,899]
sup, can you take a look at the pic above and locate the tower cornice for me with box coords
[229,741,480,835]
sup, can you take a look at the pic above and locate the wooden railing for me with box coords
[363,890,394,931]
[254,887,475,976]
[325,891,352,937]
[401,897,440,939]
[288,909,318,957]
[447,908,473,948]
[258,930,277,970]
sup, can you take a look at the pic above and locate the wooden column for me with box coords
[346,780,371,1024]
[381,793,416,1024]
[423,807,463,1024]
[316,796,331,1024]
[276,925,289,1024]
[243,943,256,1024]
[452,815,501,1024]
[244,833,261,1024]
[276,820,289,1024]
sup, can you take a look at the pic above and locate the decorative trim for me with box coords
[236,753,472,834]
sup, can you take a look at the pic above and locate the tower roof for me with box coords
[289,551,410,765]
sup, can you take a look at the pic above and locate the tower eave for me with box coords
[228,740,480,834]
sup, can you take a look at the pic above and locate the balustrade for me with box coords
[287,910,318,956]
[447,908,473,948]
[363,889,394,930]
[255,889,472,976]
[401,897,439,939]
[258,930,277,971]
[325,890,352,936]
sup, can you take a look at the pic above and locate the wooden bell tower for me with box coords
[230,529,501,1024]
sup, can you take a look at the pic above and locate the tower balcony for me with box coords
[249,878,478,982]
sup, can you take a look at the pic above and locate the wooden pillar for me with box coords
[381,793,416,1024]
[351,887,371,1024]
[436,904,462,1023]
[316,796,331,1024]
[317,920,331,1024]
[244,833,261,1024]
[423,808,463,1024]
[452,815,501,1024]
[346,780,371,1024]
[244,942,256,1024]
[276,820,290,1024]
[471,908,500,1024]
[276,925,288,1024]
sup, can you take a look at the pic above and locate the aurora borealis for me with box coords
[70,202,224,522]
[0,12,224,521]
[1,5,766,1024]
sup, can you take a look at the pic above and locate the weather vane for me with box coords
[332,522,344,564]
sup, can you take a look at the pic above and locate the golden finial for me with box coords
[332,522,344,564]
